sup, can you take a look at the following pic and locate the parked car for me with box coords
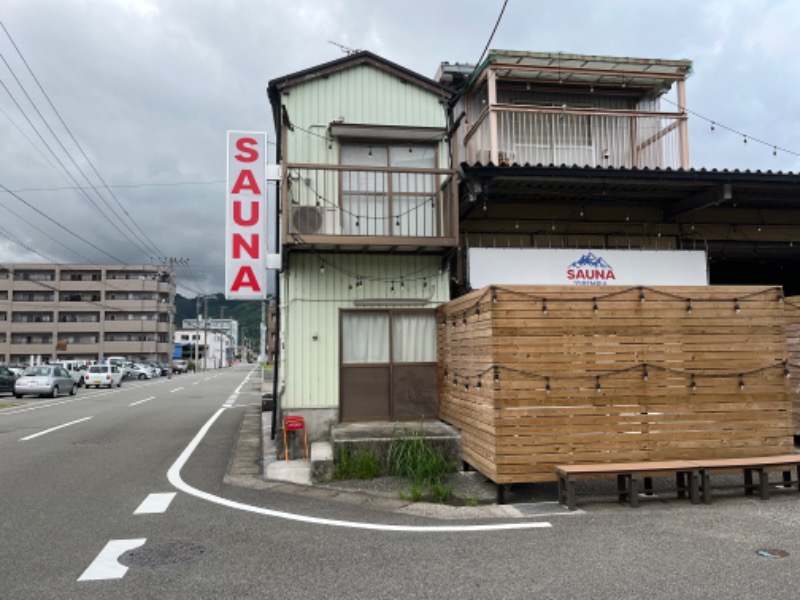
[14,365,77,398]
[172,359,188,374]
[0,366,17,396]
[49,361,87,387]
[84,365,124,388]
[127,363,155,380]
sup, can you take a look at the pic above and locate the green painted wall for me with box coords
[279,253,448,410]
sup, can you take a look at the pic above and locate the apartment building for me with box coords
[0,264,175,365]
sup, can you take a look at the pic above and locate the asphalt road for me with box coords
[2,365,800,599]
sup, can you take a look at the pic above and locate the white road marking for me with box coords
[170,387,184,393]
[20,416,93,441]
[129,396,156,407]
[77,538,146,581]
[134,492,176,514]
[2,396,87,415]
[167,397,552,532]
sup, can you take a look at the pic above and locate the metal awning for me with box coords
[328,123,446,142]
[473,50,693,95]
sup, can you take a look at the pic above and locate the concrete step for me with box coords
[265,458,311,485]
[311,441,333,482]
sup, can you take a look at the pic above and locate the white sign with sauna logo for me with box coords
[468,248,708,288]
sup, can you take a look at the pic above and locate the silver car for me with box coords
[14,365,77,398]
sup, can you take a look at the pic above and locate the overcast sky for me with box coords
[2,0,799,297]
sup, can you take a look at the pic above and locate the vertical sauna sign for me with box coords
[225,131,267,300]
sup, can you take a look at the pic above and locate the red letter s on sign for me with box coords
[235,138,259,163]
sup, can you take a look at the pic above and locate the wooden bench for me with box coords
[555,455,800,510]
[694,454,800,504]
[555,461,700,510]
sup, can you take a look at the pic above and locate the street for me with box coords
[2,365,799,599]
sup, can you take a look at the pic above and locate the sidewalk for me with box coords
[224,404,560,519]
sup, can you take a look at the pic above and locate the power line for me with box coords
[0,180,227,194]
[1,21,165,257]
[474,0,509,71]
[0,181,125,263]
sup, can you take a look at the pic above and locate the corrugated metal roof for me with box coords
[469,50,692,95]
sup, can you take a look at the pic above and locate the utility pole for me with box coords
[203,295,209,372]
[167,258,175,380]
[195,296,200,369]
[219,306,226,369]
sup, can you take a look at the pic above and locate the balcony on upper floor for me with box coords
[282,163,458,253]
[455,51,692,171]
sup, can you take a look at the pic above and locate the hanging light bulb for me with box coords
[743,135,748,144]
[687,299,693,313]
[542,299,548,315]
[593,298,599,314]
[734,299,741,313]
[773,146,778,157]
[691,374,697,392]
[400,278,405,290]
[639,287,645,303]
[595,376,602,392]
[643,365,649,381]
[545,376,551,394]
[710,122,716,132]
[390,281,395,292]
[739,374,745,391]
[494,368,500,384]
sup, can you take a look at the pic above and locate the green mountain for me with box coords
[174,293,267,349]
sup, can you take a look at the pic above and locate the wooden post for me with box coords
[676,79,690,169]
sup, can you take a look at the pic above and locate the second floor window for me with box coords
[340,143,437,237]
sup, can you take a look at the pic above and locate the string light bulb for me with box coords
[494,368,500,384]
[595,376,602,392]
[545,376,551,394]
[593,298,599,314]
[639,287,645,303]
[643,365,649,381]
[542,299,548,315]
[686,299,693,313]
[739,374,745,391]
[691,374,697,392]
[734,299,741,313]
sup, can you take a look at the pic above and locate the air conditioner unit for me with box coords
[290,206,340,235]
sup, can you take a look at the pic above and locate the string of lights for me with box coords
[440,283,784,324]
[290,168,440,223]
[442,360,794,392]
[662,97,799,159]
[290,232,454,290]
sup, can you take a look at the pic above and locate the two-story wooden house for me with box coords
[267,52,456,438]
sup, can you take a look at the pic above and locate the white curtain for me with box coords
[342,312,389,364]
[392,313,436,363]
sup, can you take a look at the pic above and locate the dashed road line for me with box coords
[78,539,146,581]
[134,492,177,514]
[19,416,93,441]
[129,396,156,407]
[170,387,184,393]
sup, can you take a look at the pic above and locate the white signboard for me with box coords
[468,248,708,289]
[225,131,267,300]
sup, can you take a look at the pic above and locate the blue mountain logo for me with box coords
[568,252,613,270]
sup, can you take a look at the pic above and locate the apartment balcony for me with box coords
[464,105,687,170]
[282,164,458,252]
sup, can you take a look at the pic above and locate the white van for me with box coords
[50,360,88,387]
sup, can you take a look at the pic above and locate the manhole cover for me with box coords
[756,549,789,559]
[119,541,212,569]
[515,502,573,515]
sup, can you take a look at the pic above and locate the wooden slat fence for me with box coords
[438,285,793,484]
[787,296,800,434]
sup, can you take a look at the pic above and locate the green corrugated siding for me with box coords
[283,63,449,166]
[279,254,449,410]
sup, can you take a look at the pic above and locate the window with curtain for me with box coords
[342,310,436,364]
[340,143,436,237]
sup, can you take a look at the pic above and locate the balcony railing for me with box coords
[465,105,685,169]
[283,164,458,249]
